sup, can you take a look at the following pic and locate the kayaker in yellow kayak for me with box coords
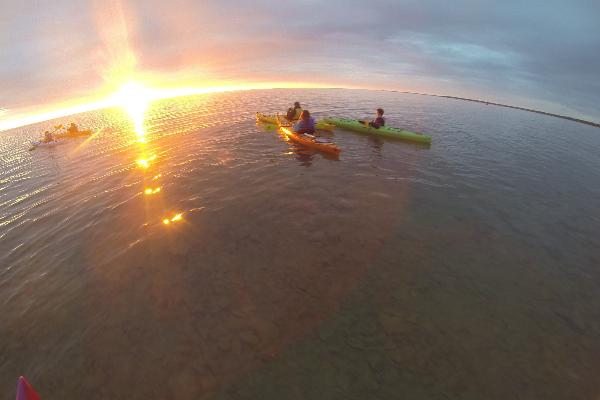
[38,124,64,143]
[66,123,80,135]
[43,130,55,143]
[360,108,386,129]
[293,110,316,135]
[285,102,303,121]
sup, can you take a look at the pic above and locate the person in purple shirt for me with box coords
[293,110,316,135]
[368,108,386,129]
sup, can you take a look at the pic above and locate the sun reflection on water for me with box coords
[115,83,188,228]
[112,82,150,138]
[136,154,156,169]
[144,187,161,195]
[162,213,183,225]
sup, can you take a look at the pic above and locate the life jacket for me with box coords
[286,108,296,121]
[370,116,385,128]
[294,107,303,120]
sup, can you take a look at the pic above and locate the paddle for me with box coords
[42,125,64,142]
[52,125,64,134]
[275,113,289,128]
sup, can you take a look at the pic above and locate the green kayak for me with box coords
[323,118,432,144]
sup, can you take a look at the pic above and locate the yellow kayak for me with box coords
[256,113,335,131]
[55,129,93,139]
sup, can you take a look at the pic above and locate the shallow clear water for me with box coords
[1,89,600,399]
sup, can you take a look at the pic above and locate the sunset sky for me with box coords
[1,0,599,129]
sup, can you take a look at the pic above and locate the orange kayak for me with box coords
[279,126,341,156]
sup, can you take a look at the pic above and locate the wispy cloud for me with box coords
[1,0,599,121]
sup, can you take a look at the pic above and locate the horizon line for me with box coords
[1,86,598,133]
[382,90,600,129]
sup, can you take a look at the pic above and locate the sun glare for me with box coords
[0,78,349,133]
[112,82,151,137]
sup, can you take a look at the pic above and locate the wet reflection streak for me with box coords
[129,109,183,227]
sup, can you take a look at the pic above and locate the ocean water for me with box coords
[1,89,599,399]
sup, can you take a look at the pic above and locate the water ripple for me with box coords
[1,89,600,399]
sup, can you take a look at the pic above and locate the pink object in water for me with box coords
[16,377,41,400]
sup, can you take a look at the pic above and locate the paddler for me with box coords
[360,108,385,129]
[66,122,80,135]
[43,130,55,143]
[293,110,316,135]
[286,102,303,121]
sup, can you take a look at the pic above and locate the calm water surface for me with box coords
[1,89,599,399]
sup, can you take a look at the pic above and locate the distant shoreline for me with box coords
[386,90,600,129]
[2,87,599,132]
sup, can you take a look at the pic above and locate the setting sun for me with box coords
[112,82,151,137]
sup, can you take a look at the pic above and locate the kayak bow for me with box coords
[16,377,41,400]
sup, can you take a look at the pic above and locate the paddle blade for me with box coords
[16,377,41,400]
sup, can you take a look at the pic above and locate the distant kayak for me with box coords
[29,139,66,151]
[55,129,93,139]
[257,113,335,131]
[16,377,41,400]
[30,129,93,151]
[323,117,432,144]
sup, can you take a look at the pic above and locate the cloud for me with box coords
[1,0,599,121]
